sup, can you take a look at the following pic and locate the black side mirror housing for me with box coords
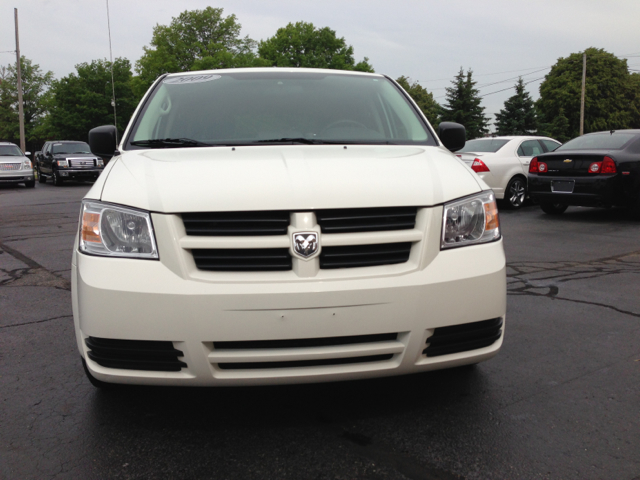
[89,125,118,160]
[437,122,466,152]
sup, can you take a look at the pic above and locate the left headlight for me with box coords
[441,191,500,249]
[79,200,159,259]
[22,159,32,169]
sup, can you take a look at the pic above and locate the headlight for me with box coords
[441,191,500,249]
[22,159,32,169]
[57,159,68,167]
[79,200,159,259]
[96,158,104,167]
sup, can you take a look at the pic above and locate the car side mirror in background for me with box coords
[437,122,466,152]
[89,125,118,160]
[25,151,31,157]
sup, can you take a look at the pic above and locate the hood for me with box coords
[98,145,483,213]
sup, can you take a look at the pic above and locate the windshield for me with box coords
[52,142,91,154]
[458,139,509,153]
[0,145,24,156]
[127,71,436,148]
[557,132,638,151]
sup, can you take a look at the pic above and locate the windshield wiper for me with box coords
[256,138,322,145]
[130,138,212,148]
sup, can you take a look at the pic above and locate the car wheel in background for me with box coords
[504,176,527,209]
[52,169,64,186]
[540,201,568,215]
[24,180,35,188]
[37,167,46,183]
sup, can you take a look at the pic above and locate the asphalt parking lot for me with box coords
[1,181,639,480]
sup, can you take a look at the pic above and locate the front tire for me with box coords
[540,201,568,215]
[24,180,35,188]
[37,167,46,183]
[504,177,527,209]
[52,169,64,186]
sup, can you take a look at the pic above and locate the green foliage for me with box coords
[538,47,640,138]
[46,58,136,141]
[0,57,53,147]
[494,78,538,135]
[441,68,489,140]
[258,21,374,72]
[395,76,440,126]
[134,7,263,98]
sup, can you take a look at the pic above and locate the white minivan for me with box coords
[74,68,506,388]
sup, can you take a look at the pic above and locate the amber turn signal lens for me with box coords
[81,212,101,243]
[484,201,499,231]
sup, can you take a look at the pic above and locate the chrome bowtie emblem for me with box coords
[563,159,573,163]
[293,232,319,258]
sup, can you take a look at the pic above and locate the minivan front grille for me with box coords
[320,242,412,269]
[423,318,503,357]
[192,248,292,271]
[85,337,187,371]
[315,207,417,233]
[182,211,290,236]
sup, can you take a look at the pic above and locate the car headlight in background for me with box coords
[56,159,68,167]
[22,159,32,169]
[441,191,500,249]
[79,200,159,259]
[96,158,104,167]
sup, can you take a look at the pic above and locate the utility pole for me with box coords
[106,0,117,143]
[579,53,586,136]
[14,8,25,152]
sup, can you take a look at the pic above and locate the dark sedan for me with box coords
[528,129,640,217]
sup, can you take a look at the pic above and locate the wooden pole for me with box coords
[14,8,25,152]
[579,53,586,136]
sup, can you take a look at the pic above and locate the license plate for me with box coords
[551,180,574,193]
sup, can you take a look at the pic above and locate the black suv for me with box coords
[35,141,104,186]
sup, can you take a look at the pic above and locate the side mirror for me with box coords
[89,125,118,160]
[24,151,31,157]
[437,122,466,152]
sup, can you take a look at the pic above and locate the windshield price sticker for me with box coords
[164,74,221,85]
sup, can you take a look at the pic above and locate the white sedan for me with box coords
[456,136,561,209]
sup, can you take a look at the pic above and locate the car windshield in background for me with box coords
[0,145,24,156]
[458,139,509,153]
[52,142,92,154]
[557,132,638,151]
[127,71,436,148]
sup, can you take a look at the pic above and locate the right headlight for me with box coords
[441,191,500,249]
[79,200,159,259]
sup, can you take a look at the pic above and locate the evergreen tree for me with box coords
[441,68,489,139]
[494,78,538,135]
[396,76,440,126]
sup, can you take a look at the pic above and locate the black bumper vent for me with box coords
[423,318,503,357]
[214,332,398,350]
[320,242,412,269]
[315,207,417,233]
[192,248,292,271]
[85,337,187,372]
[182,211,290,236]
[218,354,393,370]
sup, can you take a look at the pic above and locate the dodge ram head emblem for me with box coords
[293,232,319,258]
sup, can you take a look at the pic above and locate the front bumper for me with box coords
[0,170,34,183]
[58,168,103,180]
[73,208,507,386]
[528,174,622,207]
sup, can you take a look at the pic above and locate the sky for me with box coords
[2,0,640,129]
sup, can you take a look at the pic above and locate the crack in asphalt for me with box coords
[0,242,71,291]
[0,314,72,329]
[507,250,640,318]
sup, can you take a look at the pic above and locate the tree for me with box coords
[134,7,266,98]
[0,56,53,150]
[258,21,374,72]
[441,68,489,139]
[494,78,538,135]
[395,76,440,126]
[537,47,640,138]
[46,58,136,141]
